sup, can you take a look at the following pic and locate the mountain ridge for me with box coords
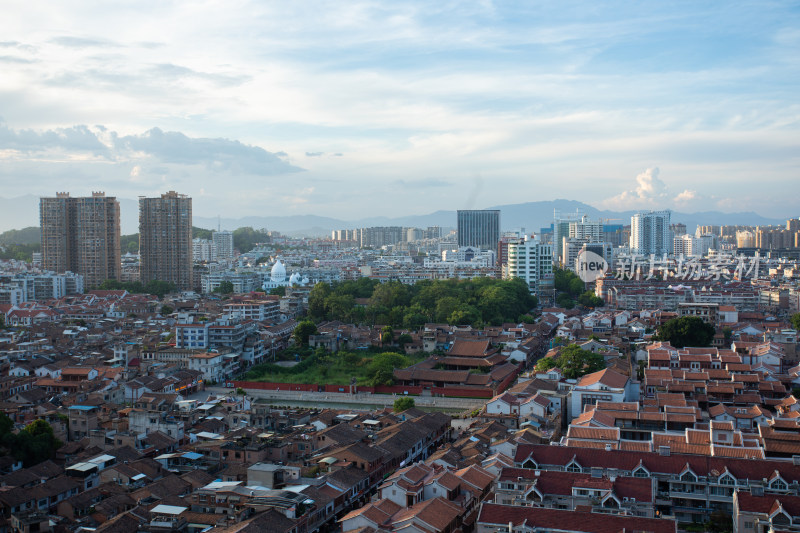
[0,195,789,238]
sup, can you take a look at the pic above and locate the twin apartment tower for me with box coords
[39,191,192,291]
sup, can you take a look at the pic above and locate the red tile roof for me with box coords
[478,503,676,533]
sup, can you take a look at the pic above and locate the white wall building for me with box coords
[568,368,632,420]
[503,235,553,295]
[193,239,214,262]
[630,210,673,256]
[212,231,234,260]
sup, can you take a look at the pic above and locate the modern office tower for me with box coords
[630,210,673,256]
[552,210,585,263]
[40,192,120,288]
[503,235,553,295]
[139,191,192,291]
[212,230,234,260]
[457,210,500,251]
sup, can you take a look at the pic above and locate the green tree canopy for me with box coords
[0,414,62,467]
[366,352,409,386]
[396,333,413,351]
[193,226,213,239]
[578,290,604,308]
[293,320,318,347]
[98,279,177,298]
[160,305,174,316]
[792,313,800,331]
[299,277,537,329]
[535,344,605,379]
[655,316,716,348]
[119,233,140,254]
[535,357,556,372]
[213,281,235,295]
[553,267,594,309]
[393,397,415,412]
[308,282,332,321]
[233,227,271,253]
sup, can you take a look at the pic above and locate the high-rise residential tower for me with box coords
[503,234,553,295]
[40,192,121,288]
[139,191,192,291]
[457,210,500,251]
[212,230,234,260]
[630,210,673,256]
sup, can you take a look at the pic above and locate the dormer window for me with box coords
[681,470,697,483]
[633,467,649,478]
[567,462,582,473]
[719,474,735,486]
[771,478,787,491]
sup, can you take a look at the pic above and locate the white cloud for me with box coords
[674,189,697,204]
[602,168,668,210]
[0,1,797,220]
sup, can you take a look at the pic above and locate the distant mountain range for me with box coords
[0,195,789,239]
[194,200,788,237]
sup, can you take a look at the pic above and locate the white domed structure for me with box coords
[271,259,287,283]
[289,272,301,285]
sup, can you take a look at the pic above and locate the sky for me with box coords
[1,1,799,221]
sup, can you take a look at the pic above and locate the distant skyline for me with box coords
[1,2,799,220]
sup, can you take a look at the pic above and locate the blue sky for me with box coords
[0,1,798,220]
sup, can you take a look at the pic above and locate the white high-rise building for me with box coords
[193,238,214,262]
[212,230,234,260]
[503,235,553,295]
[630,210,673,256]
[673,234,698,257]
[569,215,603,242]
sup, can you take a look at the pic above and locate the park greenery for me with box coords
[654,316,716,348]
[98,279,177,298]
[119,233,140,254]
[0,243,40,262]
[118,226,213,255]
[534,343,606,379]
[233,227,271,253]
[553,267,604,309]
[0,226,41,261]
[0,226,40,245]
[243,346,426,386]
[307,277,537,328]
[0,414,62,467]
[792,313,800,332]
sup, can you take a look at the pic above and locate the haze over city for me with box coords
[1,1,799,220]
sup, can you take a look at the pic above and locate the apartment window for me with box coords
[744,522,754,530]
